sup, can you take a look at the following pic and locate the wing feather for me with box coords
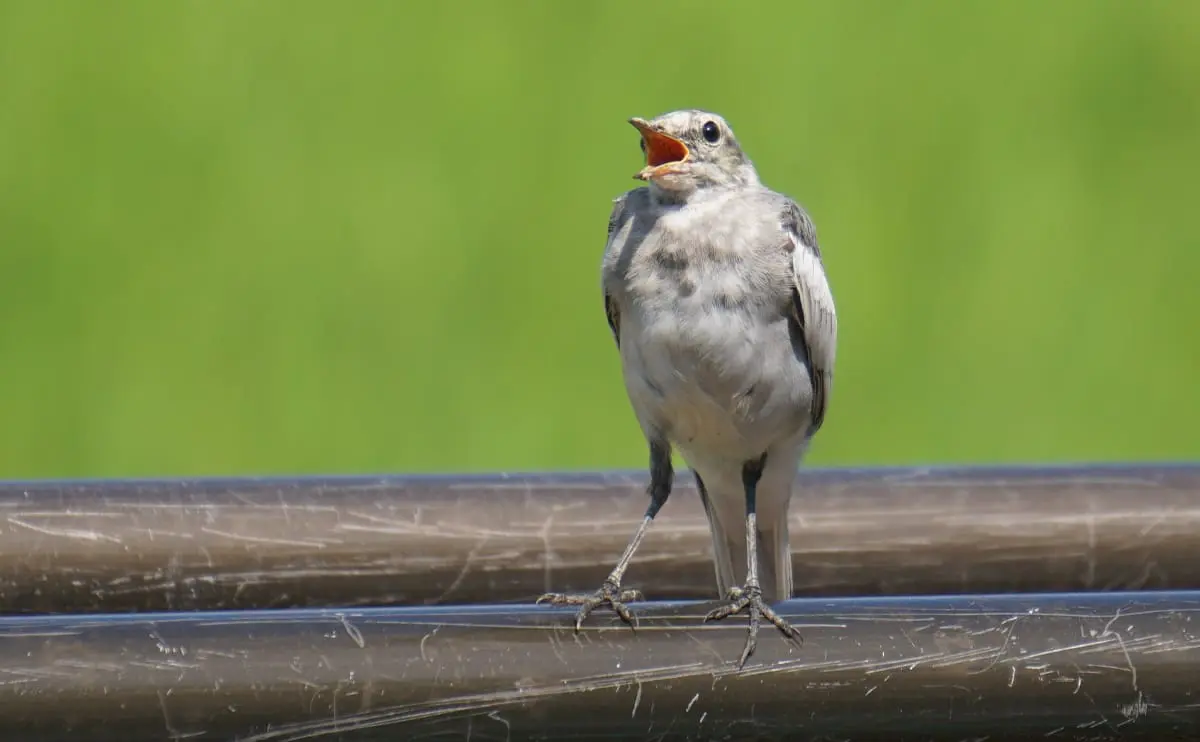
[602,193,632,348]
[781,200,837,435]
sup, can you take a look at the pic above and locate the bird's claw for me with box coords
[704,583,802,668]
[537,580,644,632]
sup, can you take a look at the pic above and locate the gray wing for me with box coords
[781,199,837,435]
[602,193,633,348]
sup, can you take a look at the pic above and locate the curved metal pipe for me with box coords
[0,591,1194,740]
[2,464,1199,613]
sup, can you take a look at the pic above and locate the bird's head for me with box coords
[628,109,760,197]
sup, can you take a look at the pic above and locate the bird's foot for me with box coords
[704,582,802,668]
[537,580,644,633]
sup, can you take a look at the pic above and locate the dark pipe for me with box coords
[0,591,1195,740]
[1,464,1198,613]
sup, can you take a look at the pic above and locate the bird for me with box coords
[538,109,837,668]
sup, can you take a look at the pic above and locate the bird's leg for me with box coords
[703,453,802,668]
[538,440,673,632]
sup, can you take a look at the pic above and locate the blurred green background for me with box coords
[0,1,1196,479]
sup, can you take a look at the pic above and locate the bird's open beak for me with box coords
[629,117,689,181]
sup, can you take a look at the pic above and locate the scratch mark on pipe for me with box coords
[1118,692,1149,724]
[546,632,567,667]
[157,688,204,739]
[487,710,511,742]
[337,614,365,649]
[7,516,123,544]
[429,535,489,605]
[1097,608,1139,693]
[199,528,332,549]
[0,630,82,639]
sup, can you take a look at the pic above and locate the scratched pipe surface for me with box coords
[0,591,1195,741]
[1,464,1199,613]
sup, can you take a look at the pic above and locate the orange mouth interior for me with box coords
[642,130,689,167]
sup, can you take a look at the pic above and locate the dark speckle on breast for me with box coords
[653,250,689,272]
[712,293,738,310]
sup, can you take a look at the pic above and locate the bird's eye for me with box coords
[702,121,720,143]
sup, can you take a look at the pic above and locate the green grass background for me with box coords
[0,1,1196,478]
